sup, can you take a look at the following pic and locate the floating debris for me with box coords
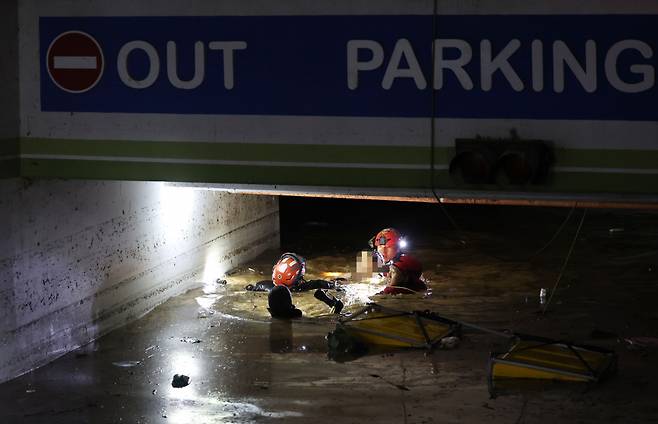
[171,374,190,388]
[180,337,202,344]
[197,310,215,319]
[624,336,658,349]
[439,336,460,350]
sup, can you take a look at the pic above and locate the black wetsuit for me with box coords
[246,279,337,292]
[251,278,345,315]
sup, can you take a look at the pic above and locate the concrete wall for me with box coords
[0,0,19,177]
[0,0,282,384]
[0,179,279,383]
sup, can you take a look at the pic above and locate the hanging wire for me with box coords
[541,208,588,314]
[428,0,468,247]
[483,203,577,263]
[426,0,572,260]
[527,204,577,260]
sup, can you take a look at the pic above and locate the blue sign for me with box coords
[40,15,658,120]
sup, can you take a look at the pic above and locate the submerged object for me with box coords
[488,334,617,397]
[331,303,459,350]
[268,285,302,319]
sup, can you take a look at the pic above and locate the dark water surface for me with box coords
[1,198,657,423]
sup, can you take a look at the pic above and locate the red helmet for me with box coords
[373,228,401,249]
[272,253,306,287]
[371,228,404,263]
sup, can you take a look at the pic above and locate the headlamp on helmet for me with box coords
[371,228,405,249]
[370,228,407,262]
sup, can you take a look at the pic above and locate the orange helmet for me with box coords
[373,228,401,249]
[371,228,404,263]
[272,253,306,288]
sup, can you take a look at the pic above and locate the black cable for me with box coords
[426,2,567,260]
[428,0,468,247]
[483,203,577,263]
[527,204,576,260]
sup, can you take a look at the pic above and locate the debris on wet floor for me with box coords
[2,205,658,423]
[171,374,190,388]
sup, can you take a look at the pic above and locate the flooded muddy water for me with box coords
[2,199,658,423]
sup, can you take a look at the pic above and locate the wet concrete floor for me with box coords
[1,200,658,423]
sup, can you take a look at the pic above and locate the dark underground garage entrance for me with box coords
[2,196,658,424]
[6,2,658,422]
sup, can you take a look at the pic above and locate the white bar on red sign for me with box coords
[53,56,97,69]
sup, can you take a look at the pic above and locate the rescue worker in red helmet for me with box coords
[247,253,339,292]
[246,252,344,316]
[271,252,306,288]
[369,228,426,295]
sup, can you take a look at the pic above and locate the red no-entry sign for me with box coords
[46,31,104,93]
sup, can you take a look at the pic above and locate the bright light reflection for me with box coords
[169,409,196,424]
[169,352,200,377]
[342,274,385,305]
[167,398,303,421]
[167,353,201,401]
[160,184,195,237]
[195,294,218,310]
[201,246,222,292]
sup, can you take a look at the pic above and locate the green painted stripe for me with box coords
[20,158,431,188]
[15,138,658,193]
[19,138,658,170]
[20,157,658,193]
[21,138,448,165]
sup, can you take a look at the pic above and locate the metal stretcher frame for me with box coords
[487,333,618,397]
[337,303,460,350]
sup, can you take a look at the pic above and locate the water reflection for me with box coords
[166,397,304,423]
[166,353,200,402]
[340,276,386,306]
[195,294,219,310]
[168,408,196,424]
[269,319,294,353]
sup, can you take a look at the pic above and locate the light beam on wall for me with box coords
[160,184,195,240]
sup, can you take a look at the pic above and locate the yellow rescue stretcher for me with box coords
[488,334,617,397]
[336,303,460,349]
[329,304,617,396]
